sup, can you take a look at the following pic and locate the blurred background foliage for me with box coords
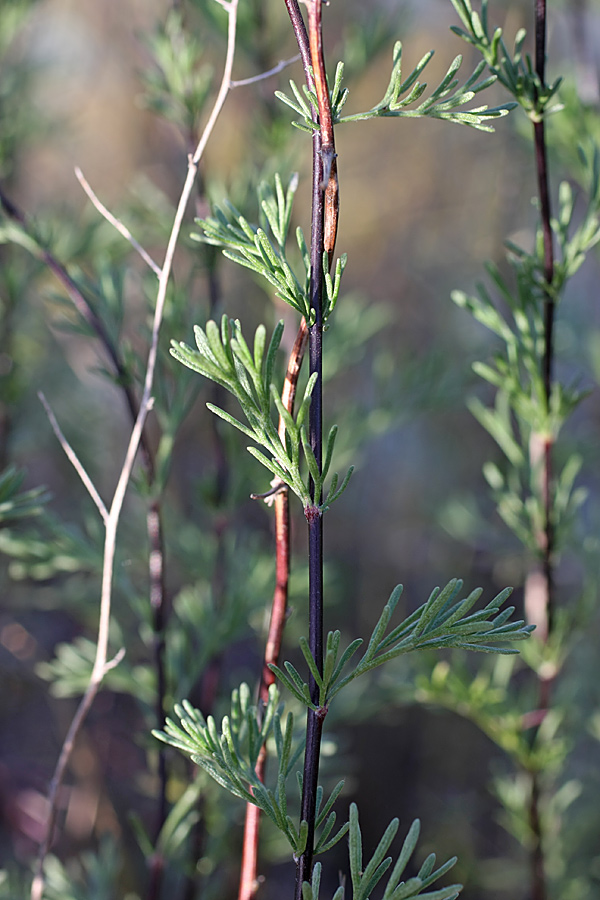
[1,0,600,898]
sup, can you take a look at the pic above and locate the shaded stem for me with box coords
[524,5,553,900]
[532,0,555,634]
[529,773,546,900]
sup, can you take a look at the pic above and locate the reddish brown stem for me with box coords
[238,321,308,900]
[305,0,339,263]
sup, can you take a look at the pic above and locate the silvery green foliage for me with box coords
[276,49,515,134]
[0,464,48,524]
[153,683,349,856]
[452,151,600,552]
[170,314,353,508]
[192,173,347,325]
[155,696,465,897]
[301,810,461,900]
[271,579,534,710]
[450,0,562,117]
[155,582,532,872]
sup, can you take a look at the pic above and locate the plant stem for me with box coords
[0,183,171,887]
[238,320,308,900]
[283,0,312,79]
[281,1,340,893]
[532,0,555,641]
[529,773,546,900]
[26,4,240,895]
[281,3,340,892]
[524,5,554,900]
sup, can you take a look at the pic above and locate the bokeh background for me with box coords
[2,0,600,898]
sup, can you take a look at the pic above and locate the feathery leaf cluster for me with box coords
[302,808,460,900]
[452,150,600,551]
[276,46,514,134]
[153,683,348,856]
[170,315,352,508]
[450,0,562,119]
[192,173,347,326]
[271,579,533,710]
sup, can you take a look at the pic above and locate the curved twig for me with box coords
[29,4,240,897]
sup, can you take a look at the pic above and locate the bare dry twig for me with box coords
[38,391,109,524]
[75,166,162,277]
[29,3,240,897]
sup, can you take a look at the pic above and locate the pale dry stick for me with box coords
[30,392,155,900]
[74,167,162,278]
[230,53,301,88]
[30,3,240,897]
[38,391,109,524]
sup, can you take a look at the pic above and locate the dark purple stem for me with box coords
[282,0,312,78]
[281,2,328,896]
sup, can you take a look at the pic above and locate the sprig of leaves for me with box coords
[452,150,600,552]
[0,465,49,525]
[171,315,353,508]
[153,684,348,856]
[194,197,310,319]
[140,11,214,134]
[192,173,347,325]
[275,61,349,134]
[301,806,460,900]
[271,579,533,710]
[450,0,562,119]
[276,48,514,134]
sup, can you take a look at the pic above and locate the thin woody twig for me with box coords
[75,167,162,278]
[30,3,240,897]
[250,478,286,502]
[38,392,109,524]
[1,162,173,892]
[230,53,301,87]
[1,176,173,881]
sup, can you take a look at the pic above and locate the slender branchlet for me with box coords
[281,1,341,893]
[25,3,241,897]
[533,0,555,635]
[528,4,553,898]
[0,183,171,893]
